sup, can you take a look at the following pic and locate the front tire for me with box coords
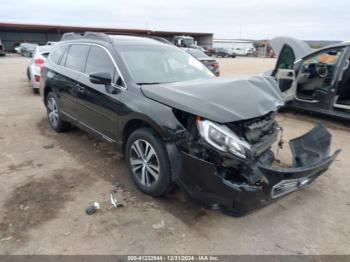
[126,128,172,196]
[46,92,70,132]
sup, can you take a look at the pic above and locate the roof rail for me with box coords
[60,32,83,41]
[83,32,113,43]
[60,32,113,43]
[60,31,171,45]
[103,32,173,45]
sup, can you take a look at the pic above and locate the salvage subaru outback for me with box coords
[40,32,340,216]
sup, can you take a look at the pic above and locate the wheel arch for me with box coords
[121,117,183,181]
[121,117,166,154]
[42,84,53,105]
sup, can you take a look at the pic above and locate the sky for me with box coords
[0,0,349,40]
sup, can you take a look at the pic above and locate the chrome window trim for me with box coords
[49,42,127,90]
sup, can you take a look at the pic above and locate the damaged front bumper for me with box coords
[175,123,340,216]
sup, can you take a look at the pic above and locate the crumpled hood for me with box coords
[141,75,284,123]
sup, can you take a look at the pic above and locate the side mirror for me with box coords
[89,72,112,86]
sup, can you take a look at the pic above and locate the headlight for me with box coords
[196,118,251,159]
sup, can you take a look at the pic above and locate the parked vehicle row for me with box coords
[184,48,220,76]
[0,38,5,56]
[38,32,339,216]
[15,43,38,57]
[212,47,236,58]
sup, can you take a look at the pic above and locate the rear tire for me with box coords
[46,92,70,132]
[33,88,39,94]
[126,128,173,196]
[26,67,31,81]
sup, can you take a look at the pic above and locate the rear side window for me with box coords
[41,52,50,58]
[50,45,68,64]
[65,44,90,72]
[85,46,116,77]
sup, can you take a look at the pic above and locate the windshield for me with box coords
[120,46,214,84]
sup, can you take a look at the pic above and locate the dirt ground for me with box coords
[0,56,349,255]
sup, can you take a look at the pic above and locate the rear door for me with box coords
[48,44,78,118]
[57,44,90,118]
[74,45,125,140]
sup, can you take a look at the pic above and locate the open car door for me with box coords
[271,37,312,101]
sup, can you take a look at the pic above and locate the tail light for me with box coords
[34,75,41,82]
[212,62,219,69]
[34,58,45,68]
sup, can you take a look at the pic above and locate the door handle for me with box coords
[75,84,85,93]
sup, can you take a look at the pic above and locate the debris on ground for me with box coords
[85,202,100,215]
[19,204,29,210]
[0,236,13,242]
[152,220,165,230]
[110,190,123,208]
[43,144,55,149]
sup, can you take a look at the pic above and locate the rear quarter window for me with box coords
[50,45,68,64]
[64,44,90,72]
[41,52,50,58]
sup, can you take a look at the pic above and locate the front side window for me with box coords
[85,46,116,79]
[120,46,214,84]
[64,44,90,72]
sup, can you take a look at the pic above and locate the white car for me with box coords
[26,45,53,93]
[232,48,246,56]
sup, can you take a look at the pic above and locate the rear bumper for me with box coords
[29,64,40,89]
[175,123,340,216]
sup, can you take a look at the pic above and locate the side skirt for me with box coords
[60,110,123,151]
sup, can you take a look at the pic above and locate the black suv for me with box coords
[40,32,339,216]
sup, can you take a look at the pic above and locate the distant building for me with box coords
[0,22,213,51]
[213,39,255,55]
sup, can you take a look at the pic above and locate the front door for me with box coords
[58,44,90,118]
[273,44,297,101]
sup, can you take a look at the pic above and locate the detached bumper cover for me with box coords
[176,123,340,216]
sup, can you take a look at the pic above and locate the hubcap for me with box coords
[47,97,59,127]
[130,139,160,187]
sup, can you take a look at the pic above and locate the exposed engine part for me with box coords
[226,112,278,156]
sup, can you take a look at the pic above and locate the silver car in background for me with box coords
[26,45,53,93]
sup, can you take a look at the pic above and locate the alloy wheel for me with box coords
[47,97,59,127]
[129,139,160,187]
